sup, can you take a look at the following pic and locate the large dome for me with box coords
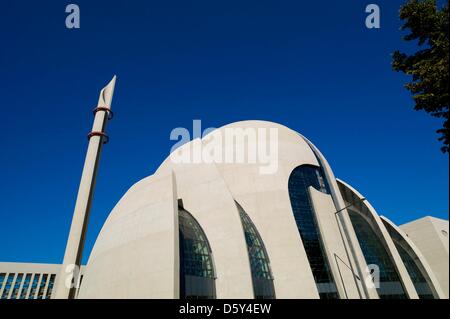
[77,121,445,299]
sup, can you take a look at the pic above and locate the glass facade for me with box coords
[236,202,275,299]
[348,210,407,299]
[288,165,338,299]
[45,274,56,299]
[29,274,41,299]
[1,273,11,299]
[0,272,57,299]
[179,208,216,299]
[19,273,32,299]
[37,274,48,299]
[0,273,5,294]
[10,273,23,299]
[394,242,435,299]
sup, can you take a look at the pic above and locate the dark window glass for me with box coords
[395,243,435,299]
[1,273,14,299]
[29,274,40,299]
[236,202,276,299]
[0,273,5,295]
[19,273,32,299]
[45,274,56,299]
[288,165,338,299]
[37,274,48,299]
[11,273,23,299]
[348,210,407,299]
[179,208,216,299]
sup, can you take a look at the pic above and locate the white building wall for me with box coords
[309,187,361,298]
[158,143,255,299]
[78,172,179,298]
[401,217,449,298]
[211,121,321,298]
[381,216,446,299]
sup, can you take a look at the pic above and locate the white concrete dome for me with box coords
[77,121,446,299]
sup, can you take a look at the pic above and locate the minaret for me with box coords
[53,76,116,299]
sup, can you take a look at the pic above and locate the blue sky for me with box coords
[0,1,448,265]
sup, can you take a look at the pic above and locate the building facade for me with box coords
[75,121,448,299]
[0,263,58,300]
[1,120,448,299]
[400,216,449,298]
[0,263,85,300]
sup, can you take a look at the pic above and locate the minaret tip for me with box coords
[98,75,117,109]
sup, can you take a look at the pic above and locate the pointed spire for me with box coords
[54,76,117,299]
[97,75,117,109]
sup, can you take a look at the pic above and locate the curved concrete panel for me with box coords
[79,173,179,298]
[300,135,376,299]
[337,179,419,299]
[381,216,446,299]
[158,140,254,298]
[210,121,321,298]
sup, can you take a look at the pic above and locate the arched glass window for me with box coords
[179,208,216,299]
[235,202,275,299]
[288,165,338,299]
[348,210,407,299]
[394,242,435,299]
